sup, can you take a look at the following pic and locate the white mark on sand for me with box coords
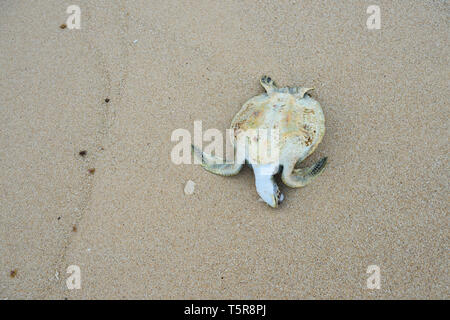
[184,180,196,195]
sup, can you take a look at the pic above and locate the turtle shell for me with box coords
[230,90,325,165]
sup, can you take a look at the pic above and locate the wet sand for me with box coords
[0,0,448,299]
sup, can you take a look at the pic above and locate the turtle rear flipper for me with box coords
[191,144,243,176]
[260,75,277,94]
[292,87,314,98]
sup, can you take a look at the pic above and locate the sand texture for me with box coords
[0,0,448,299]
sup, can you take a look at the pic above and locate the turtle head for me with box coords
[256,177,284,208]
[253,164,284,208]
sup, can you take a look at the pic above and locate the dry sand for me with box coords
[0,0,448,299]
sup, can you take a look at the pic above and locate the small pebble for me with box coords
[184,180,196,195]
[10,269,17,278]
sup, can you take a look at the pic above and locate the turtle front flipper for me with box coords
[282,157,327,188]
[260,75,277,94]
[191,144,243,176]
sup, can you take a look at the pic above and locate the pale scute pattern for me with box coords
[192,76,327,208]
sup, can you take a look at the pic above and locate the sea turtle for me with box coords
[192,76,327,208]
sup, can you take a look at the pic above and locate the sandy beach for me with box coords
[0,0,448,299]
